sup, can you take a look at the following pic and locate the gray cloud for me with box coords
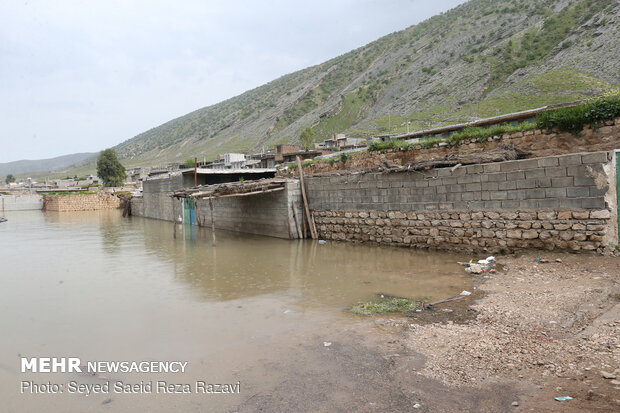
[0,0,466,162]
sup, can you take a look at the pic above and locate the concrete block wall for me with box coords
[306,151,618,253]
[43,193,120,212]
[137,174,184,221]
[195,182,303,239]
[1,194,43,212]
[133,176,304,239]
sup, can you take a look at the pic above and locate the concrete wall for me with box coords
[306,151,618,253]
[133,175,304,239]
[135,174,184,221]
[195,182,303,239]
[43,193,120,212]
[1,194,43,211]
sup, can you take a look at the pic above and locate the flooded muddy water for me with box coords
[0,210,471,412]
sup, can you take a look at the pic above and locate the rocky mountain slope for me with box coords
[17,0,620,176]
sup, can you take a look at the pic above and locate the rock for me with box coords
[512,401,519,407]
[590,210,611,219]
[602,371,616,379]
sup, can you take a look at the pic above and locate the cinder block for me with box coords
[499,181,517,190]
[545,167,567,177]
[558,154,582,166]
[517,180,536,189]
[566,187,590,197]
[551,177,574,187]
[566,165,588,177]
[465,164,484,174]
[574,176,595,186]
[517,159,542,169]
[501,200,520,208]
[589,187,609,197]
[519,199,538,209]
[538,157,559,167]
[581,198,605,209]
[559,198,583,208]
[525,189,546,199]
[489,191,508,200]
[536,178,552,188]
[499,161,521,172]
[506,171,525,181]
[465,183,482,192]
[487,172,507,182]
[525,169,546,179]
[537,199,560,208]
[457,175,476,184]
[483,163,501,173]
[545,188,566,198]
[507,189,525,200]
[581,152,608,164]
[484,201,502,209]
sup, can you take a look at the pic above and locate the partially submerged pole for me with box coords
[209,197,216,246]
[292,204,302,239]
[296,156,317,239]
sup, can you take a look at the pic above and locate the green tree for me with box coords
[5,174,15,184]
[299,127,315,150]
[96,149,127,187]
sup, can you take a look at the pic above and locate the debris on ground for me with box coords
[459,256,496,274]
[554,396,573,402]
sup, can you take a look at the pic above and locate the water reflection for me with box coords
[135,215,471,307]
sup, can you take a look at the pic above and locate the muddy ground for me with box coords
[232,252,619,412]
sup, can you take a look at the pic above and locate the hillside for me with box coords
[21,0,620,176]
[0,152,96,178]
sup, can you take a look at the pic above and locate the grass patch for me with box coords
[368,139,413,152]
[40,191,95,196]
[350,296,420,316]
[536,90,620,134]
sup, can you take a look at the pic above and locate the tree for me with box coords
[96,149,127,187]
[5,174,15,184]
[299,127,315,150]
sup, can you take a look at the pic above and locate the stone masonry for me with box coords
[307,151,618,253]
[43,193,121,212]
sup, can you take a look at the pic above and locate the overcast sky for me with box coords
[0,0,466,163]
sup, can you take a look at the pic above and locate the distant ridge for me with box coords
[0,152,96,177]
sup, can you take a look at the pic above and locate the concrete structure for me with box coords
[1,194,43,212]
[180,168,277,186]
[306,151,618,253]
[132,174,303,239]
[43,193,121,212]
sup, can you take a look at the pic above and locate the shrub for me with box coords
[536,91,620,133]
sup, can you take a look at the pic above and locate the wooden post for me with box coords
[194,157,198,187]
[292,204,302,239]
[209,197,216,246]
[297,156,317,239]
[195,200,201,227]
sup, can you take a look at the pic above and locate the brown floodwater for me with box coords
[0,210,472,412]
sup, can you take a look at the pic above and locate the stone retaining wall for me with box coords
[313,209,610,253]
[44,193,121,212]
[307,151,618,253]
